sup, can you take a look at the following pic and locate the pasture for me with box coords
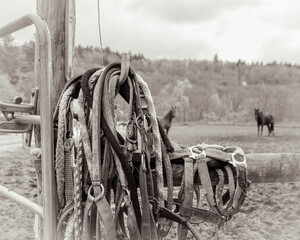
[0,123,300,239]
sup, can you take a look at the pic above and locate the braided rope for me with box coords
[136,73,164,207]
[80,68,100,110]
[56,84,75,208]
[74,139,84,240]
[89,69,103,88]
[77,90,93,173]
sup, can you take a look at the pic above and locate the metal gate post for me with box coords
[0,13,56,240]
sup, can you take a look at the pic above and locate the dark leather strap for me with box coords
[139,157,152,239]
[196,158,219,213]
[94,190,117,239]
[125,195,142,240]
[80,68,100,110]
[82,195,95,239]
[100,64,142,229]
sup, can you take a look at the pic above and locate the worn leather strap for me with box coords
[124,195,142,240]
[178,157,194,240]
[135,81,158,240]
[56,199,74,239]
[157,143,174,239]
[82,194,96,239]
[139,154,152,239]
[94,189,117,239]
[88,66,117,240]
[196,158,219,214]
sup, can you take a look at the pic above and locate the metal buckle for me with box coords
[230,152,247,168]
[188,146,206,160]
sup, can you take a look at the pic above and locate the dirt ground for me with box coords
[0,124,300,239]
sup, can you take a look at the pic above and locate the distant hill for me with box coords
[1,36,300,123]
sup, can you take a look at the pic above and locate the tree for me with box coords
[0,34,20,83]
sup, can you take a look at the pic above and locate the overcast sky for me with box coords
[1,0,300,64]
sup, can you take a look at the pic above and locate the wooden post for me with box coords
[36,0,75,108]
[35,0,75,239]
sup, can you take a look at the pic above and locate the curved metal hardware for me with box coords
[0,13,55,240]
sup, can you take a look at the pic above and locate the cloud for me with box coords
[123,0,260,24]
[0,0,35,22]
[258,0,300,30]
[259,32,300,63]
[1,0,300,63]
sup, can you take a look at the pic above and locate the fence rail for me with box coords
[0,13,56,240]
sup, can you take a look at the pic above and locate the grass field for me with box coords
[169,123,300,154]
[0,123,300,239]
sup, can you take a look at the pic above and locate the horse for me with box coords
[254,108,275,137]
[158,106,176,135]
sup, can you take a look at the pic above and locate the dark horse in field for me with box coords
[254,108,275,136]
[158,106,176,135]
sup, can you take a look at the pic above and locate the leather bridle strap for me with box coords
[178,157,195,240]
[79,66,117,240]
[99,65,142,229]
[135,80,158,240]
[196,158,219,214]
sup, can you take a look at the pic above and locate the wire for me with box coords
[97,0,104,66]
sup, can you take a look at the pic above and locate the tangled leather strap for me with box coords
[54,62,250,240]
[189,144,250,220]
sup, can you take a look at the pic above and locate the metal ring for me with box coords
[136,115,144,129]
[87,184,105,202]
[230,153,247,168]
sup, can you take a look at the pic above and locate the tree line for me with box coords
[1,36,300,123]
